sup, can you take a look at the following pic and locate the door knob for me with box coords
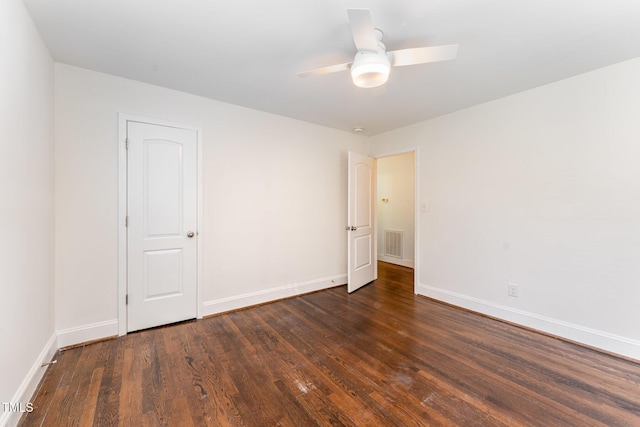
[351,226,357,231]
[186,231,195,238]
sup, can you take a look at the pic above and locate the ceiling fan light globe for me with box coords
[351,52,390,88]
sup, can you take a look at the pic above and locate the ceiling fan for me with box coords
[298,9,459,88]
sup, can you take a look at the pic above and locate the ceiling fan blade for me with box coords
[297,62,352,78]
[390,44,459,67]
[347,9,378,52]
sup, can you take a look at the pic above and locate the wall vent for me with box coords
[384,229,403,258]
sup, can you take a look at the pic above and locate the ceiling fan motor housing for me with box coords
[351,47,390,88]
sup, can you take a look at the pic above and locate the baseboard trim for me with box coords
[56,319,119,349]
[203,274,347,317]
[416,283,640,362]
[0,333,57,427]
[377,255,414,268]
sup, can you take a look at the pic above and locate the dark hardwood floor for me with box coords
[21,262,640,426]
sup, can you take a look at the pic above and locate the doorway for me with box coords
[376,150,417,278]
[118,115,203,335]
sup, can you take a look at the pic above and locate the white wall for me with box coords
[0,0,56,424]
[54,64,368,341]
[377,152,415,267]
[370,58,640,360]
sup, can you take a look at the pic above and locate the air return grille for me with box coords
[384,229,403,258]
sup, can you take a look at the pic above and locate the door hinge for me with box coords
[125,216,128,227]
[125,138,129,150]
[126,294,128,305]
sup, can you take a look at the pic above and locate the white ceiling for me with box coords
[24,0,640,135]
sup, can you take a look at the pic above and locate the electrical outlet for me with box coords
[507,283,519,297]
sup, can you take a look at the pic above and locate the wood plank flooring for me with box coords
[20,262,640,426]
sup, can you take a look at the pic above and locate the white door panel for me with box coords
[354,163,372,228]
[144,140,183,236]
[127,122,197,332]
[347,151,377,293]
[354,235,373,270]
[144,249,183,299]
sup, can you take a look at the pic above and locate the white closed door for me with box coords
[347,151,377,293]
[127,121,198,332]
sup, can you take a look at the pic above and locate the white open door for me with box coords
[347,151,377,293]
[127,121,198,332]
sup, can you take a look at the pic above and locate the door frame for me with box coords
[117,113,204,336]
[373,147,420,294]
